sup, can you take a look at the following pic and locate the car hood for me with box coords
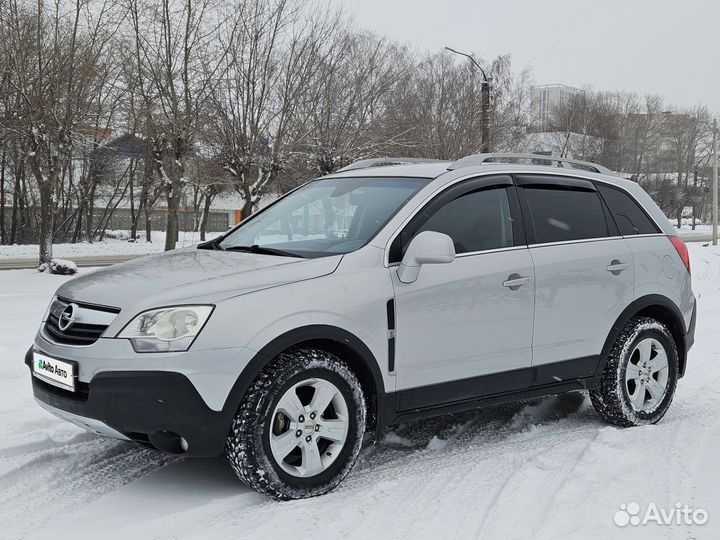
[56,248,342,311]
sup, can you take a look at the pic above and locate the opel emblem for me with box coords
[58,303,78,331]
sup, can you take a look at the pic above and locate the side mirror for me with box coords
[397,231,455,284]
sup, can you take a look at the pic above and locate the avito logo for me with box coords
[614,502,709,527]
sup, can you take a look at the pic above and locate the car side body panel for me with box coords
[528,238,635,368]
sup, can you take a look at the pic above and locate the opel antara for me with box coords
[26,153,696,500]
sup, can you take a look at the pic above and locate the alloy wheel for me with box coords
[269,378,350,478]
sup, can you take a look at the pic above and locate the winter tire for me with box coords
[591,316,679,427]
[225,348,366,500]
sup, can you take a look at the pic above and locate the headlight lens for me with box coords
[117,305,214,352]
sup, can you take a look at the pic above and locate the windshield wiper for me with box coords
[197,238,224,250]
[221,244,303,258]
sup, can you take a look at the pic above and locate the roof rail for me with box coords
[336,157,444,173]
[448,153,614,175]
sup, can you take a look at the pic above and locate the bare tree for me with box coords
[125,0,234,250]
[0,0,122,263]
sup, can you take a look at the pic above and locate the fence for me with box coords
[1,206,232,235]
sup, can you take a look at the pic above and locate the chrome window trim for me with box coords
[621,233,667,239]
[527,235,624,249]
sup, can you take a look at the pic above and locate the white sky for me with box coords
[340,0,720,114]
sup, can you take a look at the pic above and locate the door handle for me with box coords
[502,274,531,290]
[606,260,630,275]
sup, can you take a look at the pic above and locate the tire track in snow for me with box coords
[173,393,592,540]
[0,436,174,540]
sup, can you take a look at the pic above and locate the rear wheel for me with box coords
[225,348,366,499]
[591,316,679,427]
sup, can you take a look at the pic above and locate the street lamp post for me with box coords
[445,46,491,153]
[713,118,718,246]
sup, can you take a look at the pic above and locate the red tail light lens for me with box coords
[669,236,690,275]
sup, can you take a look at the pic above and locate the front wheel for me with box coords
[591,316,679,427]
[225,348,366,499]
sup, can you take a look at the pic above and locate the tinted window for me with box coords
[597,184,659,235]
[416,188,514,254]
[524,187,608,243]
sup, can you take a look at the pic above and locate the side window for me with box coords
[597,184,659,235]
[524,187,608,243]
[390,187,514,261]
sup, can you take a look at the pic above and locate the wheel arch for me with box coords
[600,295,688,377]
[221,325,387,433]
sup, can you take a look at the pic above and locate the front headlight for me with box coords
[117,305,214,352]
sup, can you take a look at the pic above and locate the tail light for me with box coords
[669,236,690,275]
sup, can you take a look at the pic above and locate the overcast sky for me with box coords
[340,0,720,114]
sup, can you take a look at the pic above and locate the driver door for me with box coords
[389,176,535,411]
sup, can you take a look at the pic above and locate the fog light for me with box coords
[180,437,189,452]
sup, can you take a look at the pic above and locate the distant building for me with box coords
[521,131,603,161]
[531,84,582,129]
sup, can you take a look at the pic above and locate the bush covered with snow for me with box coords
[37,258,79,275]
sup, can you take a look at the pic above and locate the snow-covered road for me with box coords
[1,245,719,539]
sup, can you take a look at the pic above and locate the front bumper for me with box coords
[26,348,233,457]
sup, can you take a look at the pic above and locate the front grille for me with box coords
[43,297,120,346]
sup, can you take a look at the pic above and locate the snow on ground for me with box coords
[1,245,720,539]
[0,231,222,259]
[673,223,714,239]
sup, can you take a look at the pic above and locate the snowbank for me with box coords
[37,258,79,275]
[0,231,223,259]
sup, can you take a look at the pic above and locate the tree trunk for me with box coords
[145,205,152,242]
[164,185,180,251]
[10,158,22,245]
[200,193,212,241]
[241,194,254,220]
[86,183,97,243]
[38,180,54,265]
[129,160,136,239]
[0,151,6,244]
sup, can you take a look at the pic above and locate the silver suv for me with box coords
[26,153,696,500]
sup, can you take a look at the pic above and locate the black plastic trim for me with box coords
[224,325,387,436]
[515,174,597,191]
[682,301,696,377]
[394,356,600,412]
[386,299,396,373]
[27,350,229,457]
[597,294,689,380]
[388,378,592,426]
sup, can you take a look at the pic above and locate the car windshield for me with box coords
[217,177,428,258]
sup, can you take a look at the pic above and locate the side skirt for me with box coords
[381,356,601,428]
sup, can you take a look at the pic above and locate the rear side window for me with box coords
[596,184,659,235]
[524,187,608,243]
[417,188,514,254]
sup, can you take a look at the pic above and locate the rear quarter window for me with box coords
[596,184,659,235]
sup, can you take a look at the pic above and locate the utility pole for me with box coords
[714,119,718,246]
[445,46,491,153]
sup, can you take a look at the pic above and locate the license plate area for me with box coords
[32,352,77,392]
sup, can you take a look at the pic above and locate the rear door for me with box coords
[517,175,634,383]
[389,176,535,410]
